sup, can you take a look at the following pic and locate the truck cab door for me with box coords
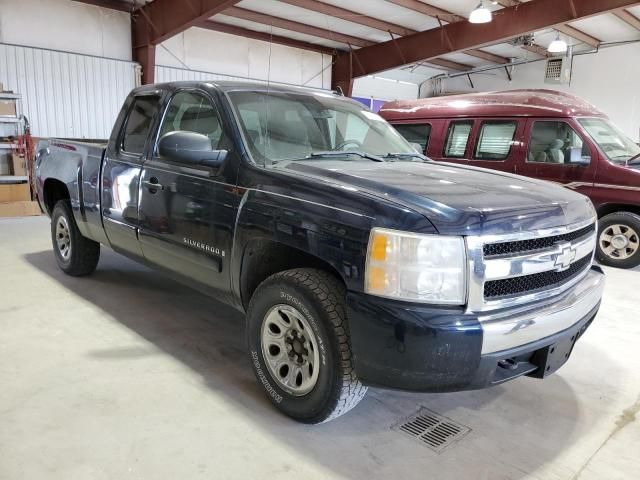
[516,119,596,196]
[137,88,240,303]
[101,92,162,260]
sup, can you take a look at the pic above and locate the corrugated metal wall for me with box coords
[0,43,139,139]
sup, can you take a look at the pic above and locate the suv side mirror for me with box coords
[567,146,590,166]
[158,131,227,168]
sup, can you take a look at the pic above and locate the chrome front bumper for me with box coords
[479,266,605,354]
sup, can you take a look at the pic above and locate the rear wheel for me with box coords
[247,268,367,423]
[596,212,640,269]
[51,200,100,276]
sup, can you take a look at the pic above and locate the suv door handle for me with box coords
[142,178,164,192]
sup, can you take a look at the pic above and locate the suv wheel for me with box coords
[51,200,101,276]
[596,212,640,269]
[247,268,367,423]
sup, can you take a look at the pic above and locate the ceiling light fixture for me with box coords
[469,1,492,24]
[548,33,568,53]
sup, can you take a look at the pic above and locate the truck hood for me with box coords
[280,160,595,235]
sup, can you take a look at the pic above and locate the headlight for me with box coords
[364,228,467,305]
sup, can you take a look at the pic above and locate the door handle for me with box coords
[143,178,164,192]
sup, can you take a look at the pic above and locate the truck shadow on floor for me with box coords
[24,248,587,479]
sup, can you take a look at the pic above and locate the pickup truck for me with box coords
[35,81,605,424]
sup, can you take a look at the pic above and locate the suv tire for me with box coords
[247,268,367,423]
[596,212,640,269]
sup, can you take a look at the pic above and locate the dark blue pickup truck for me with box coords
[35,81,604,423]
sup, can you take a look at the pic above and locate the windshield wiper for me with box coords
[382,152,428,161]
[626,153,640,165]
[308,151,386,162]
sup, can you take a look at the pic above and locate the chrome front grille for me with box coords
[466,219,597,312]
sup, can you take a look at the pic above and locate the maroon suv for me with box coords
[380,89,640,268]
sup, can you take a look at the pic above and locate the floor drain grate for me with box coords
[393,407,471,453]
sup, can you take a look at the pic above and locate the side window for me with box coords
[159,91,226,150]
[528,121,591,164]
[474,121,517,160]
[393,123,432,153]
[444,120,473,158]
[121,95,160,154]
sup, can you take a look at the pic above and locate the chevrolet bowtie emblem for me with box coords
[554,242,577,271]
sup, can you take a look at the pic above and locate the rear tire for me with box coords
[51,200,100,276]
[596,212,640,269]
[247,268,367,423]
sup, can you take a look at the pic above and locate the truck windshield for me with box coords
[227,90,420,166]
[578,118,640,164]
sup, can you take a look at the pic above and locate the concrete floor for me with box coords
[1,216,639,480]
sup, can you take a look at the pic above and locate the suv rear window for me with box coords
[393,123,431,154]
[474,121,517,160]
[444,120,473,158]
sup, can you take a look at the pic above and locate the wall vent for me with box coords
[544,57,571,84]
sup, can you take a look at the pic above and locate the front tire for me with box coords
[51,200,100,276]
[247,268,367,423]
[596,212,640,269]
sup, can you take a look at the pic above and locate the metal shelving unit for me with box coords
[0,91,24,183]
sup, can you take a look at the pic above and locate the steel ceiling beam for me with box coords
[71,0,133,12]
[496,0,601,47]
[423,58,475,71]
[222,6,374,48]
[385,0,464,23]
[332,0,640,94]
[200,20,336,55]
[555,24,600,47]
[132,0,242,84]
[463,49,511,64]
[613,8,640,30]
[277,0,416,37]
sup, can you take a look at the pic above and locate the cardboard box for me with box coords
[0,99,17,117]
[0,183,30,202]
[11,154,26,176]
[0,201,41,217]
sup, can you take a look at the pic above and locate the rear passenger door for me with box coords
[516,119,596,195]
[101,92,162,260]
[466,119,521,173]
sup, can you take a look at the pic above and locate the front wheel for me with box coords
[51,200,100,276]
[247,268,367,423]
[596,212,640,269]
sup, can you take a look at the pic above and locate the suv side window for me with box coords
[474,120,517,160]
[443,120,473,158]
[121,95,160,154]
[393,123,432,154]
[528,121,591,164]
[158,90,226,150]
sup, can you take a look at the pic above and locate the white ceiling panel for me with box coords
[628,6,640,17]
[314,0,441,32]
[440,52,488,67]
[569,14,640,43]
[235,0,390,42]
[212,14,347,50]
[421,0,504,18]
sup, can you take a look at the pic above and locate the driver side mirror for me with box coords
[567,146,590,166]
[158,130,227,169]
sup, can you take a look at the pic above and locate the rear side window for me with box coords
[474,121,517,160]
[121,96,160,154]
[393,123,432,153]
[444,120,473,158]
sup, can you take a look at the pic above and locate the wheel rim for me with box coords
[599,223,639,260]
[260,304,320,396]
[55,216,72,260]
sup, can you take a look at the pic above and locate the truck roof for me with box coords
[379,89,606,121]
[132,80,340,97]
